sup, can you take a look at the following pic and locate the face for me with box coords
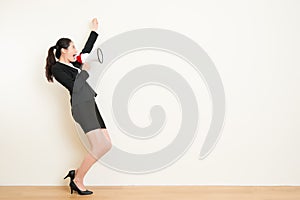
[61,41,78,62]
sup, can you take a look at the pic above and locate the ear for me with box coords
[61,48,67,54]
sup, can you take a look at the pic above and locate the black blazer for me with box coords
[51,31,98,105]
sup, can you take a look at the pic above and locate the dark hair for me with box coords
[45,38,72,82]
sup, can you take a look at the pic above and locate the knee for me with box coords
[102,130,112,151]
[91,140,112,159]
[104,139,112,152]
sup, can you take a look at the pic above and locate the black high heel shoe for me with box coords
[64,170,75,181]
[69,180,93,195]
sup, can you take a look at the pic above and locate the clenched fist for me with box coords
[91,18,99,31]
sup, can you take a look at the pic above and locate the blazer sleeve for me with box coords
[81,31,98,54]
[71,31,98,69]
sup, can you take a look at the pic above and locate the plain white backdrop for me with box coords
[0,0,299,185]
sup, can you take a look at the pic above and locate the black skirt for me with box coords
[71,99,106,133]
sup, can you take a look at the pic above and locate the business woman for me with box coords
[45,18,112,195]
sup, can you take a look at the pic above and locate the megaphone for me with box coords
[76,48,103,64]
[75,53,90,64]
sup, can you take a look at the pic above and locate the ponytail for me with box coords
[45,46,56,82]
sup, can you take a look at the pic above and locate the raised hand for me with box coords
[91,18,99,32]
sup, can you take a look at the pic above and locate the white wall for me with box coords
[0,0,299,186]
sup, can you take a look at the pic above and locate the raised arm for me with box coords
[72,18,99,68]
[81,18,99,54]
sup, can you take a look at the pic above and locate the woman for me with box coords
[45,18,112,195]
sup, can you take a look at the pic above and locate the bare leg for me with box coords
[73,128,112,190]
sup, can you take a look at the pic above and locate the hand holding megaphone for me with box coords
[82,63,90,71]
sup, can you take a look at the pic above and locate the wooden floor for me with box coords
[0,186,299,200]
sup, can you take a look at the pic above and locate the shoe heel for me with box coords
[64,170,75,180]
[64,174,70,180]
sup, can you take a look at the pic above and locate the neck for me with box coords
[58,57,70,64]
